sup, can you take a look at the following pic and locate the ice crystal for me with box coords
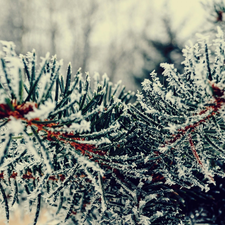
[25,99,56,120]
[7,116,24,134]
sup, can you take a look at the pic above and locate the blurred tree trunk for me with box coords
[70,0,99,72]
[48,0,57,56]
[1,0,27,54]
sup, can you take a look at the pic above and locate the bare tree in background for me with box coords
[133,14,185,89]
[68,0,100,72]
[48,0,58,56]
[0,0,27,53]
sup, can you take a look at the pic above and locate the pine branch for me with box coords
[2,28,225,224]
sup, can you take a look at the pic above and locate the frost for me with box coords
[164,177,176,186]
[141,79,151,91]
[144,194,157,202]
[155,211,163,217]
[177,165,187,179]
[139,215,151,225]
[137,181,144,188]
[102,73,109,82]
[1,27,225,225]
[158,146,168,154]
[25,100,55,120]
[37,72,51,102]
[0,41,16,56]
[7,117,24,134]
[69,120,90,133]
[74,136,111,146]
[1,56,23,98]
[93,72,100,81]
[23,131,40,160]
[165,123,178,133]
[165,90,175,103]
[0,89,7,103]
[138,27,225,197]
[75,153,104,177]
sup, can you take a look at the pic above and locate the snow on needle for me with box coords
[160,81,225,185]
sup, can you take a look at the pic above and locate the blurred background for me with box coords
[0,0,212,93]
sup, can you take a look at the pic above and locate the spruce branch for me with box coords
[2,27,225,224]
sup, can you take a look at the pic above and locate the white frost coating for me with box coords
[76,154,104,177]
[83,167,101,194]
[216,26,223,38]
[70,92,81,102]
[7,116,24,134]
[25,100,55,120]
[142,194,157,204]
[144,155,151,164]
[158,146,168,154]
[141,79,151,92]
[147,211,164,223]
[165,123,177,133]
[37,72,51,102]
[69,120,90,132]
[59,59,63,67]
[98,172,107,212]
[165,90,175,104]
[177,165,187,179]
[93,72,100,80]
[0,89,7,103]
[97,137,111,145]
[137,181,144,188]
[74,137,111,146]
[5,56,23,68]
[163,198,170,202]
[114,98,121,104]
[23,131,40,160]
[102,73,109,82]
[62,112,82,123]
[45,52,50,60]
[0,41,16,56]
[4,57,23,98]
[139,200,146,209]
[93,72,100,92]
[139,215,151,225]
[0,133,9,164]
[155,211,163,217]
[164,177,176,186]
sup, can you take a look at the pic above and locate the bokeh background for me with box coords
[0,0,211,93]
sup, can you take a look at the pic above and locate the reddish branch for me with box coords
[163,82,224,145]
[161,82,225,184]
[188,133,215,183]
[0,81,224,188]
[0,100,108,183]
[0,171,92,182]
[0,100,105,157]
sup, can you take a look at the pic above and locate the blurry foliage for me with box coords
[134,14,185,89]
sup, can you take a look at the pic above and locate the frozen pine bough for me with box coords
[136,26,225,220]
[0,41,147,225]
[1,26,225,225]
[0,41,182,225]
